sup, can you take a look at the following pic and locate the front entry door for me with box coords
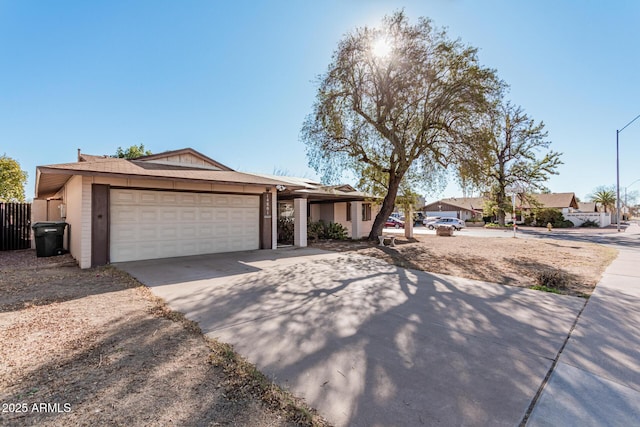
[91,184,110,267]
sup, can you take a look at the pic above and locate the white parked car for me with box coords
[424,217,466,231]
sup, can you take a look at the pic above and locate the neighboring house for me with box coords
[577,202,599,213]
[421,197,485,221]
[519,192,579,215]
[518,193,612,227]
[419,192,611,227]
[34,148,376,268]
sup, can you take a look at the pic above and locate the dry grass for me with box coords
[312,234,618,297]
[0,250,328,427]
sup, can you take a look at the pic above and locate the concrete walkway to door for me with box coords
[117,248,585,427]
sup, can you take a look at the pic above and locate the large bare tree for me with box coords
[301,11,502,239]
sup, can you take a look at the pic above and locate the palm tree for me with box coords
[591,189,616,213]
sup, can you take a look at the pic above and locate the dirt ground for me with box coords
[312,234,617,297]
[0,250,326,427]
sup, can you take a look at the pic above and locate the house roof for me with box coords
[422,197,485,212]
[35,149,301,199]
[251,173,374,202]
[421,193,579,212]
[523,192,578,209]
[291,186,373,202]
[577,202,598,212]
[249,174,320,189]
[134,148,233,171]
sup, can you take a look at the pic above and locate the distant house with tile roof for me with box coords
[421,192,580,221]
[577,202,599,213]
[519,192,579,213]
[421,197,485,220]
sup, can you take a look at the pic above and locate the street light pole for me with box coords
[617,129,621,231]
[616,113,640,232]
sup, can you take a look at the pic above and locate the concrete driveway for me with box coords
[118,248,584,426]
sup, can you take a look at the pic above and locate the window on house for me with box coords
[346,202,352,221]
[362,203,371,221]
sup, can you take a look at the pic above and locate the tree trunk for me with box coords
[497,191,506,226]
[368,175,402,240]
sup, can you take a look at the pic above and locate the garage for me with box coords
[110,189,260,263]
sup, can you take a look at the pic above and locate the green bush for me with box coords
[533,208,574,228]
[325,221,348,240]
[534,208,563,227]
[484,223,511,228]
[581,219,599,228]
[307,221,349,241]
[307,221,325,242]
[277,217,294,245]
[523,215,534,226]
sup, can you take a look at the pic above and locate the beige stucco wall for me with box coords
[334,202,351,237]
[308,201,379,239]
[31,200,47,224]
[62,175,85,266]
[359,203,379,238]
[309,204,321,222]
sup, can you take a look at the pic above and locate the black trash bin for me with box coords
[32,222,67,257]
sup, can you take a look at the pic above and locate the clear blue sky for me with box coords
[2,1,640,203]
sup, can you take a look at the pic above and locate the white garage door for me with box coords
[110,189,260,263]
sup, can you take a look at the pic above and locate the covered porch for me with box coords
[275,184,378,247]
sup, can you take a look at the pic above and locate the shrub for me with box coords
[581,219,599,228]
[533,208,574,228]
[484,223,510,228]
[277,217,294,245]
[307,220,349,241]
[535,269,569,290]
[534,208,564,227]
[559,219,575,228]
[307,221,325,242]
[523,215,534,226]
[325,222,348,240]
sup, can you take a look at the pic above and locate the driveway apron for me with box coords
[118,247,584,427]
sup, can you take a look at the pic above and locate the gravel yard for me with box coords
[0,250,325,427]
[312,234,617,297]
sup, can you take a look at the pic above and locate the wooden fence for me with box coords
[0,203,31,250]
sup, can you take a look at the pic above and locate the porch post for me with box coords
[260,190,275,250]
[294,198,307,247]
[271,189,278,249]
[351,201,363,239]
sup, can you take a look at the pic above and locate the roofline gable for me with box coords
[135,148,234,171]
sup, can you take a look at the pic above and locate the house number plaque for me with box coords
[263,192,271,218]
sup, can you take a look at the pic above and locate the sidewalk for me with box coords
[527,223,640,426]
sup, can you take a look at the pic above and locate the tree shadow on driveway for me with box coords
[124,249,587,426]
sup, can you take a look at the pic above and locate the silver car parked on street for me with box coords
[424,217,466,231]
